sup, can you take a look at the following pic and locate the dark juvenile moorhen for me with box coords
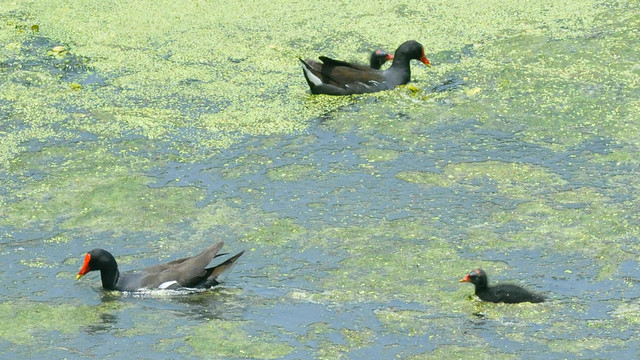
[369,49,394,70]
[76,242,244,291]
[460,269,545,303]
[319,49,393,72]
[299,40,430,95]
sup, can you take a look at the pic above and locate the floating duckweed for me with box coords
[358,148,401,162]
[0,301,100,344]
[187,319,294,359]
[241,218,306,246]
[44,234,70,244]
[1,145,204,234]
[266,163,321,181]
[375,309,436,337]
[0,0,639,359]
[545,337,626,355]
[20,258,55,268]
[407,345,518,360]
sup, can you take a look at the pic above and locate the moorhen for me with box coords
[299,40,430,95]
[76,242,244,291]
[369,49,394,70]
[301,50,392,91]
[315,49,393,72]
[460,268,545,303]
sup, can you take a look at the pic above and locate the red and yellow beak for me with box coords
[420,49,431,67]
[76,253,91,280]
[386,53,394,61]
[459,274,471,282]
[420,55,431,67]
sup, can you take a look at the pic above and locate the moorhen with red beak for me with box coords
[315,49,393,72]
[76,242,244,291]
[460,269,545,303]
[369,49,394,70]
[300,40,430,95]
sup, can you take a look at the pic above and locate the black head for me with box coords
[369,49,394,70]
[393,40,430,67]
[77,248,117,279]
[460,268,488,287]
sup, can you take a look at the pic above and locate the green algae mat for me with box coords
[1,0,639,358]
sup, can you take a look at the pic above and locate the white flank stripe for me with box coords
[158,280,178,289]
[302,65,323,86]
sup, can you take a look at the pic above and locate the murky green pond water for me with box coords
[1,0,639,358]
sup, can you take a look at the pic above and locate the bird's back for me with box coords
[478,284,545,303]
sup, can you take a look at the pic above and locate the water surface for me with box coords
[1,0,639,358]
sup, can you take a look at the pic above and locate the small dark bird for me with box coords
[76,242,244,291]
[300,40,430,95]
[460,268,545,303]
[369,49,394,69]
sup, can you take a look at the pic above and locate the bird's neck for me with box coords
[384,65,411,86]
[389,54,412,71]
[474,279,489,293]
[99,260,120,290]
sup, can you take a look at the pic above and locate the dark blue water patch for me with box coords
[474,248,607,297]
[0,227,57,246]
[544,136,613,172]
[80,316,199,359]
[462,309,637,359]
[428,74,467,93]
[433,44,476,66]
[242,300,440,359]
[618,260,640,281]
[620,236,640,253]
[20,275,247,358]
[146,119,514,231]
[243,297,585,359]
[22,132,100,154]
[2,31,94,85]
[79,72,108,87]
[0,340,101,360]
[403,117,620,182]
[0,231,102,298]
[468,247,640,327]
[247,302,332,334]
[143,115,598,243]
[86,312,119,335]
[234,245,337,298]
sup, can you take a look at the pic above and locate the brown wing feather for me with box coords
[206,250,245,279]
[138,242,225,288]
[304,58,385,88]
[317,56,371,71]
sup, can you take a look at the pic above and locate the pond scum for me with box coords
[1,0,639,358]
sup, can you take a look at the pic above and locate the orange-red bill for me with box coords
[459,274,471,282]
[420,55,431,67]
[76,253,91,280]
[386,53,394,61]
[420,48,431,67]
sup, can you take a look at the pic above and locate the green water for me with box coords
[1,0,639,358]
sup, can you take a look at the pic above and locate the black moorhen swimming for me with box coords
[302,50,393,88]
[76,242,244,291]
[299,40,430,95]
[460,269,545,303]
